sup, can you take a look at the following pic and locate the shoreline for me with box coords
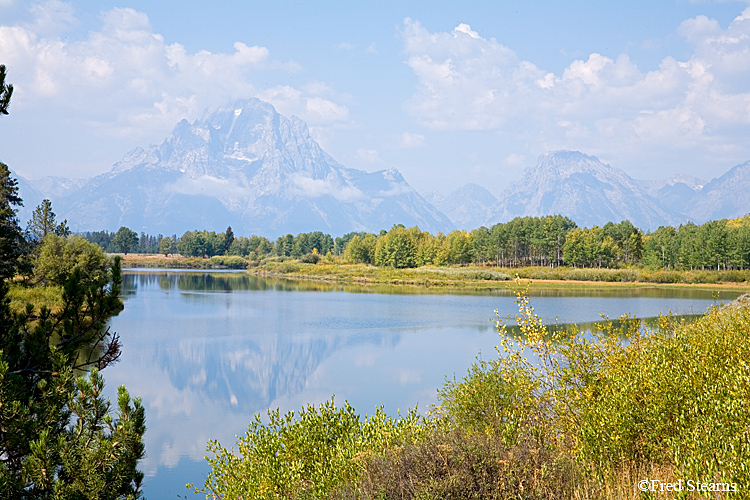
[249,269,750,292]
[115,254,750,292]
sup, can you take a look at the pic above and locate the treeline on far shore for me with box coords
[83,212,750,273]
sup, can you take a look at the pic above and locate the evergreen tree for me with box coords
[223,226,235,255]
[0,260,146,498]
[26,199,70,241]
[0,65,12,115]
[0,162,25,280]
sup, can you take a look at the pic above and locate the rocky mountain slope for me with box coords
[438,151,749,231]
[429,183,497,231]
[36,99,454,236]
[684,160,750,222]
[10,108,750,236]
[490,151,683,231]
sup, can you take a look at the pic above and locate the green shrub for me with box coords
[644,269,681,283]
[33,234,108,286]
[460,269,511,281]
[570,306,750,484]
[491,280,750,489]
[208,255,248,269]
[500,283,750,488]
[193,399,424,500]
[300,252,321,264]
[436,356,539,446]
[718,270,749,282]
[277,261,301,273]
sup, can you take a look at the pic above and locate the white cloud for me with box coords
[377,183,413,197]
[398,132,425,148]
[677,14,722,43]
[504,153,525,167]
[356,148,381,162]
[305,97,350,122]
[27,0,76,36]
[401,13,750,169]
[454,23,480,39]
[0,3,346,144]
[288,174,364,202]
[167,174,250,199]
[402,18,542,131]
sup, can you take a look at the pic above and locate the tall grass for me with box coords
[511,266,750,284]
[7,282,64,313]
[257,259,750,287]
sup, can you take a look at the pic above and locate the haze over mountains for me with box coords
[15,99,453,237]
[430,152,750,232]
[10,99,750,236]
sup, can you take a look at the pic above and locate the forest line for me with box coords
[83,213,750,272]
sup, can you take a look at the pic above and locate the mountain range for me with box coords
[14,99,453,237]
[10,99,750,236]
[429,152,750,231]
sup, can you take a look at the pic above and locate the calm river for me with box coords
[102,270,742,499]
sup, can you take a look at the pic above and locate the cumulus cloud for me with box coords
[306,97,350,122]
[0,2,347,143]
[402,11,750,168]
[398,132,425,148]
[27,0,76,36]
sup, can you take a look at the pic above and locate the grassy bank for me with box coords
[254,259,750,290]
[254,260,512,288]
[116,253,750,291]
[116,253,249,269]
[194,290,750,500]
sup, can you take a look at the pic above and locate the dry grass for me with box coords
[114,253,238,269]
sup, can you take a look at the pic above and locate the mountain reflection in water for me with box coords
[104,270,740,499]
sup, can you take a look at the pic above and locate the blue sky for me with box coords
[1,0,750,196]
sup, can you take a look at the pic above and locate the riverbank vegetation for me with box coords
[91,214,750,288]
[195,287,750,499]
[255,259,750,287]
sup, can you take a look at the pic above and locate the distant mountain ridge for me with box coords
[685,160,750,222]
[10,103,750,235]
[428,184,497,231]
[436,151,750,231]
[17,99,454,237]
[491,151,684,231]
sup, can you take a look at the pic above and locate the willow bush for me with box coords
[495,281,750,492]
[193,399,425,500]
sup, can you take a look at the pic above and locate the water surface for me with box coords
[103,270,740,498]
